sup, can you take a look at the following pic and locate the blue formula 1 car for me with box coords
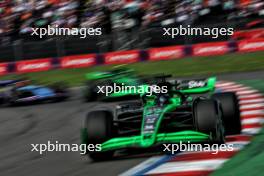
[0,80,69,106]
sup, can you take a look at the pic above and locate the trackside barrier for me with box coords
[232,28,264,40]
[0,63,8,75]
[192,42,230,56]
[1,38,264,76]
[104,50,140,64]
[148,45,185,61]
[15,58,52,73]
[238,38,264,52]
[60,54,97,69]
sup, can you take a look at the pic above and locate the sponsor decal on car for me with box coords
[188,80,206,89]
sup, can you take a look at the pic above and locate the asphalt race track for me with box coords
[0,95,148,176]
[1,70,264,176]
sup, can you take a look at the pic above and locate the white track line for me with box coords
[218,83,247,87]
[239,93,263,99]
[240,99,264,104]
[236,90,259,95]
[241,110,264,116]
[119,156,163,176]
[216,86,244,90]
[242,128,262,134]
[240,103,264,109]
[226,141,250,150]
[242,118,264,125]
[145,159,227,175]
[216,82,236,87]
[221,87,252,92]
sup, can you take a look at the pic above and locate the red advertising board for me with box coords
[232,28,264,40]
[104,50,139,64]
[192,42,229,56]
[16,58,52,73]
[148,46,184,61]
[238,38,264,52]
[0,63,8,75]
[61,54,96,68]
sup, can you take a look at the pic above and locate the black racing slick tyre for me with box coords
[85,111,114,161]
[212,92,241,135]
[194,99,225,143]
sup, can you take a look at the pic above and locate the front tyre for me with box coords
[193,99,225,143]
[212,92,241,135]
[84,111,115,161]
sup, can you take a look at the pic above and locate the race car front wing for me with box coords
[94,130,210,152]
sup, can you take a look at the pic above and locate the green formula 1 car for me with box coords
[83,67,154,102]
[81,76,242,161]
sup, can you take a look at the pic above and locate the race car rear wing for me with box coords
[177,77,216,94]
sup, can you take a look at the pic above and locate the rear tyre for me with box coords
[212,92,241,135]
[85,111,115,161]
[193,99,225,143]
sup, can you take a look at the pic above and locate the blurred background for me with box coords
[0,0,263,61]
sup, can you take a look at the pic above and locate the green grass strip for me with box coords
[1,51,263,87]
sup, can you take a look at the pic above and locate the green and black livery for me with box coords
[81,76,242,161]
